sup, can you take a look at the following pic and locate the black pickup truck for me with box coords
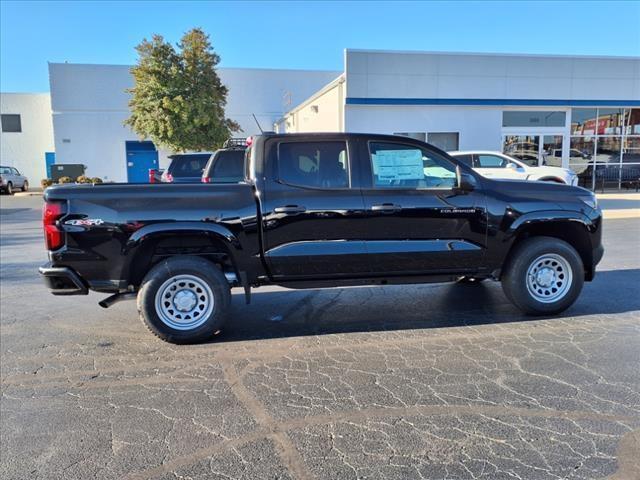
[40,133,603,343]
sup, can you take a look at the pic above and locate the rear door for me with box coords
[260,136,369,279]
[359,139,487,275]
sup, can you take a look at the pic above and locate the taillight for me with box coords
[163,172,174,182]
[201,176,210,183]
[43,201,66,250]
[149,169,157,183]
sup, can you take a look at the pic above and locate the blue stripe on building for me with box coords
[345,98,640,107]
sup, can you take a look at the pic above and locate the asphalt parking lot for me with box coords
[1,194,639,480]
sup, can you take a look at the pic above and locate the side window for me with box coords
[0,167,10,174]
[455,154,474,167]
[278,141,349,189]
[476,155,508,168]
[369,142,457,189]
[11,168,20,175]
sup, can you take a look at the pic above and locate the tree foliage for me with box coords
[125,28,240,152]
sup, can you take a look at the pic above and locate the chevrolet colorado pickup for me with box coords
[40,133,603,343]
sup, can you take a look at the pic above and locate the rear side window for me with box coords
[455,154,474,167]
[210,150,245,183]
[169,155,210,177]
[277,141,349,189]
[477,155,508,168]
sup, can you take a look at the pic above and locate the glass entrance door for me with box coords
[503,134,564,167]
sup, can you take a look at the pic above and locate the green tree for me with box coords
[125,28,240,152]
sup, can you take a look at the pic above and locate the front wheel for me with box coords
[137,256,231,343]
[502,237,584,315]
[6,182,13,195]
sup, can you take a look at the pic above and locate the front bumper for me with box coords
[39,264,88,295]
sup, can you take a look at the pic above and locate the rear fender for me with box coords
[122,222,242,284]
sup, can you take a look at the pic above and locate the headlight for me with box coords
[579,194,598,210]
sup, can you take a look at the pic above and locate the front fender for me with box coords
[506,209,595,239]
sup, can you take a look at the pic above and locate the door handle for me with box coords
[371,203,401,213]
[274,205,307,214]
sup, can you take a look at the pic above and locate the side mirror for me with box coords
[507,162,518,170]
[456,166,476,192]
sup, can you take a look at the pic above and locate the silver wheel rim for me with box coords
[154,274,214,330]
[526,253,573,303]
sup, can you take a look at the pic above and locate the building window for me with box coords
[427,132,459,151]
[502,111,566,128]
[1,114,22,132]
[394,132,426,142]
[570,108,640,190]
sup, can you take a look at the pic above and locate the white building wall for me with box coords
[280,77,344,133]
[345,105,503,150]
[49,63,340,181]
[0,93,54,184]
[341,50,639,161]
[345,50,640,101]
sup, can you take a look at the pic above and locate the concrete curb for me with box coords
[603,209,640,219]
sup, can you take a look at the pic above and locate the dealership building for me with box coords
[1,49,639,187]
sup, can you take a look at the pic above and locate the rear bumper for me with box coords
[39,264,88,295]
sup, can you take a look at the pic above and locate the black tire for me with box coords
[502,237,584,315]
[21,181,28,192]
[6,182,13,195]
[137,256,231,343]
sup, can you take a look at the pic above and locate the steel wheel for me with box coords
[525,253,573,303]
[154,274,215,330]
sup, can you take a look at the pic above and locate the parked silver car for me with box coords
[0,166,29,195]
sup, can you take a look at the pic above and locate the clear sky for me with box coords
[1,0,639,92]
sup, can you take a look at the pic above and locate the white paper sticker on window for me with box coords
[372,149,424,181]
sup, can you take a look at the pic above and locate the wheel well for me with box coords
[504,222,592,277]
[537,177,565,184]
[128,232,235,286]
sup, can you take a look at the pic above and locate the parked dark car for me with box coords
[40,133,603,344]
[201,144,246,184]
[161,153,212,183]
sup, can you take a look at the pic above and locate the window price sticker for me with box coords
[372,149,424,181]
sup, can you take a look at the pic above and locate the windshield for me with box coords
[168,154,211,177]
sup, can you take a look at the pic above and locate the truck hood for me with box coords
[481,178,594,212]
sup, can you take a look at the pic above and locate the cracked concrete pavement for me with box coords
[1,195,639,479]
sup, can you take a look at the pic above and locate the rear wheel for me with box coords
[21,181,28,192]
[137,256,231,343]
[502,237,584,315]
[6,182,13,195]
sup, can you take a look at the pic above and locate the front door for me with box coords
[502,134,564,167]
[260,137,369,280]
[359,139,487,275]
[126,141,158,183]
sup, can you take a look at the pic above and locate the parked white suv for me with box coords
[449,151,578,185]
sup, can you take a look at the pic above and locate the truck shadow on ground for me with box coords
[217,268,640,343]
